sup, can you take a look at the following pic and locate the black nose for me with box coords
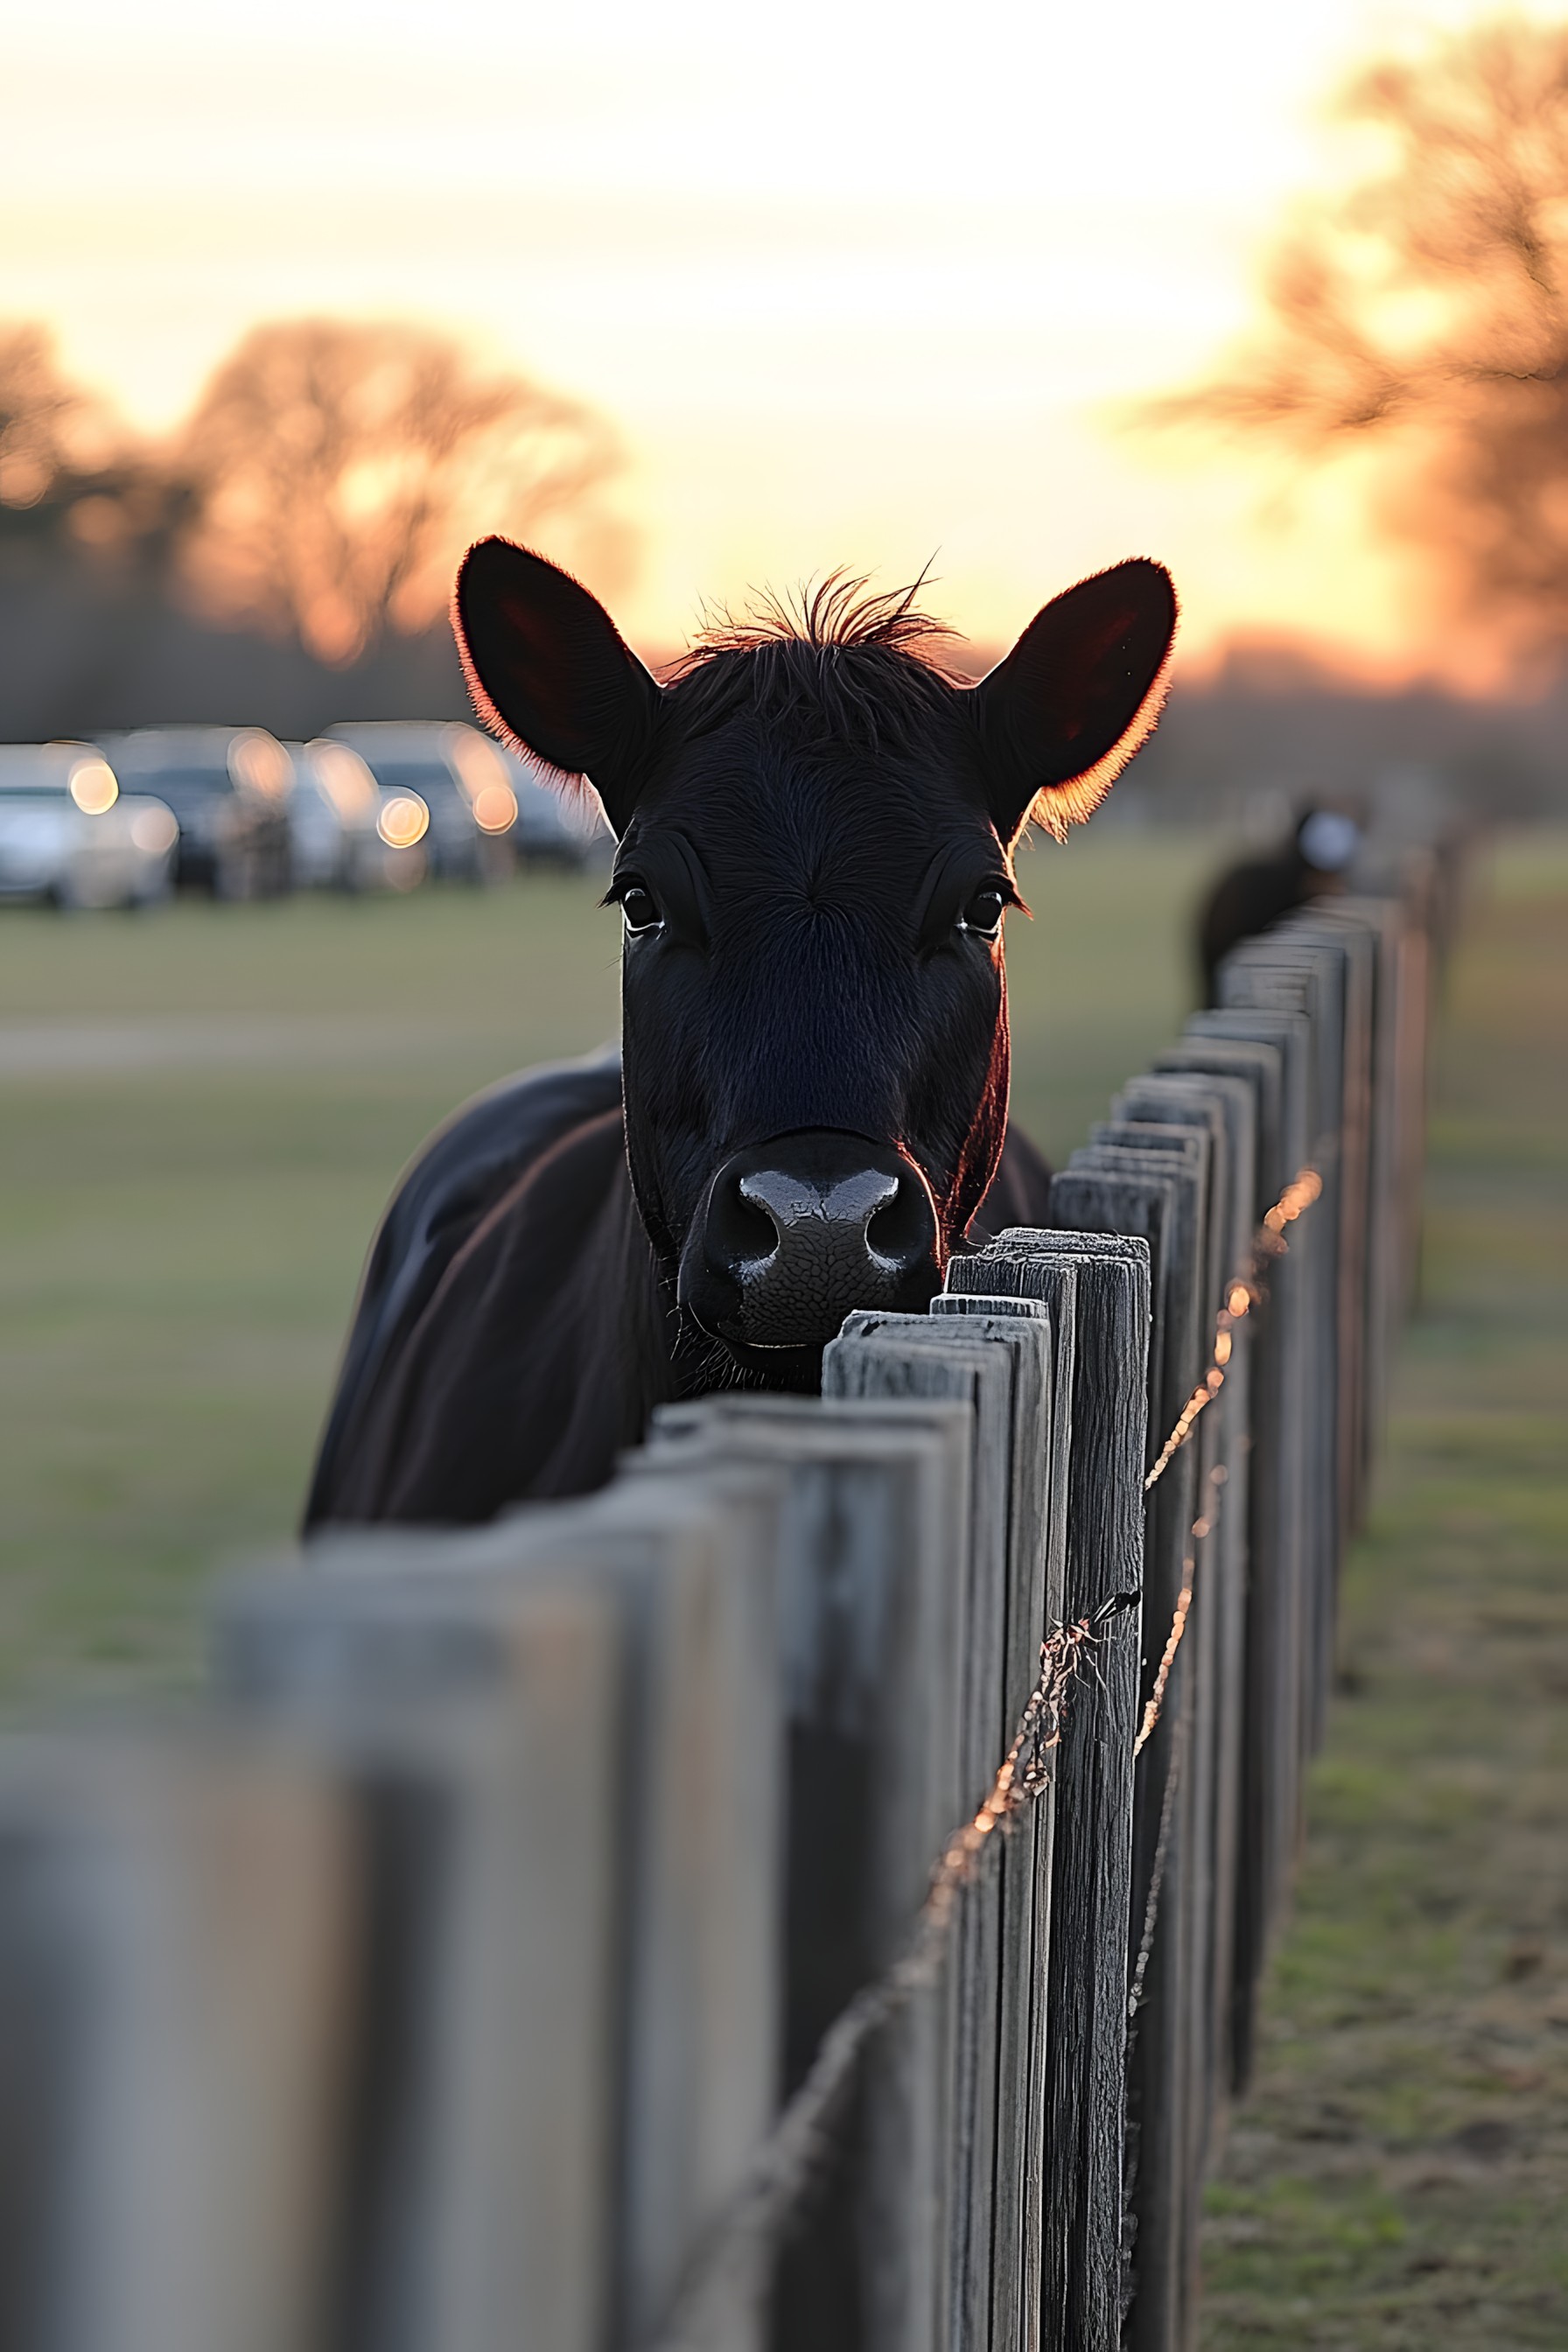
[679,1130,941,1354]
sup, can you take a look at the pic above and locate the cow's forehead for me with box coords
[631,713,998,881]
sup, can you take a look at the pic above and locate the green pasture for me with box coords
[0,823,1563,2342]
[0,825,1219,1698]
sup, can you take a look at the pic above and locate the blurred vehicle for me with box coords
[0,743,178,910]
[284,738,405,892]
[97,728,294,900]
[327,722,508,884]
[495,742,615,869]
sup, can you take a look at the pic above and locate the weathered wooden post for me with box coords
[1321,896,1407,1474]
[944,1235,1149,2352]
[0,1724,351,2352]
[1219,937,1346,1755]
[1187,1004,1312,2000]
[648,1393,971,2352]
[1157,1029,1287,2089]
[1040,1144,1207,2352]
[219,1466,783,2352]
[930,1290,1075,2352]
[1281,912,1376,1536]
[1107,1072,1254,2271]
[825,1306,1058,2352]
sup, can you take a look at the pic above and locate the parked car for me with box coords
[495,742,614,869]
[97,728,294,899]
[284,738,402,892]
[327,723,505,883]
[0,743,178,909]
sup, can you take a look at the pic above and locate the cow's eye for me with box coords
[957,885,1008,940]
[617,882,662,936]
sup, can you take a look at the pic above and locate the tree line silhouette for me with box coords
[0,318,626,738]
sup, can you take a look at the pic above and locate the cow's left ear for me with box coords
[970,560,1177,846]
[453,537,661,836]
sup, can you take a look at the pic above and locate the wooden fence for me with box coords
[0,838,1452,2352]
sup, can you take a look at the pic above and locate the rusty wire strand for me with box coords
[645,1593,1131,2352]
[1143,1166,1322,1494]
[1131,1166,1321,1763]
[1128,1709,1189,2031]
[1134,1462,1228,1757]
[1136,1562,1194,1759]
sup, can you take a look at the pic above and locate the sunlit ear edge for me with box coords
[1022,643,1176,845]
[448,540,659,838]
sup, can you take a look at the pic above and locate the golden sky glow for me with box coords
[4,0,1553,670]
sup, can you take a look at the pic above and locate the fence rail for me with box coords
[0,836,1453,2352]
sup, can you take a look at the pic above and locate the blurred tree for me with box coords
[177,319,622,663]
[1157,19,1568,662]
[0,325,183,570]
[0,324,101,511]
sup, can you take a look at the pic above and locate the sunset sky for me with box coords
[4,0,1550,669]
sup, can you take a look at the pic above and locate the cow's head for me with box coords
[456,542,1175,1382]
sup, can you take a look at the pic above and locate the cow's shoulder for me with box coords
[306,1043,623,1520]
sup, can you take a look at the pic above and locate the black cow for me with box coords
[306,544,1177,1525]
[1195,805,1362,1003]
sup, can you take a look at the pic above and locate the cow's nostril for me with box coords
[708,1174,781,1270]
[866,1172,934,1270]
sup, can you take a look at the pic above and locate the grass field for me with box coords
[0,826,1220,1701]
[0,824,1563,2341]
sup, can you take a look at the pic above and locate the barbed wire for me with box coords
[1143,1166,1321,1494]
[1132,1164,1320,1760]
[648,1164,1324,2344]
[645,1590,1133,2352]
[1128,1711,1188,2030]
[1135,1460,1228,1760]
[1128,1164,1323,2040]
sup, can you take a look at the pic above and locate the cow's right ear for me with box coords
[453,538,661,836]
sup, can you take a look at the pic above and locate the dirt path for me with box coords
[0,1015,515,1074]
[1198,840,1568,2348]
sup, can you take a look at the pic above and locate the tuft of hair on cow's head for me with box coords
[452,538,1177,1381]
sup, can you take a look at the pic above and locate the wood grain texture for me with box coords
[1187,1004,1313,2032]
[947,1235,1149,2352]
[1046,1150,1206,2352]
[823,1327,1010,2352]
[1107,1074,1254,2314]
[0,1725,352,2352]
[831,1306,1058,2352]
[221,1475,778,2352]
[648,1394,971,2352]
[1160,1030,1287,2090]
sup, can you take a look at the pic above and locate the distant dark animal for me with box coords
[1196,807,1362,1003]
[306,546,1177,1526]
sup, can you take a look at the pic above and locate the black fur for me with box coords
[306,550,1174,1526]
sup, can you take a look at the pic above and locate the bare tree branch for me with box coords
[1141,18,1568,660]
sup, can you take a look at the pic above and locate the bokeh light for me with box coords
[66,757,117,815]
[375,790,430,848]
